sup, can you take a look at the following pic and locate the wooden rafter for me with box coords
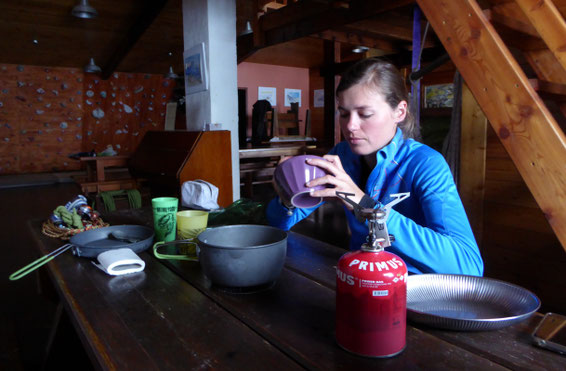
[100,0,168,79]
[417,0,566,251]
[238,0,415,62]
[514,0,566,71]
[312,29,400,53]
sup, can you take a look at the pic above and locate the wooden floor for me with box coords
[0,177,349,369]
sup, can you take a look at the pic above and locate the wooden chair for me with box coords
[269,107,300,137]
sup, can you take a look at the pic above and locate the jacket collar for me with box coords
[376,127,404,163]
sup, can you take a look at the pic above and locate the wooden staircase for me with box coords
[417,0,566,252]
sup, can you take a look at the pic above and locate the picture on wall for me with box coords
[258,86,276,106]
[284,88,301,107]
[423,83,454,108]
[183,42,208,95]
[313,89,324,107]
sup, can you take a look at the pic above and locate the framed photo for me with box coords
[284,88,301,107]
[423,83,454,108]
[183,42,208,95]
[313,89,324,108]
[258,86,276,106]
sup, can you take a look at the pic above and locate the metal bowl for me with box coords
[407,274,540,331]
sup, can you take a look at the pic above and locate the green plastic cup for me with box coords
[151,197,178,242]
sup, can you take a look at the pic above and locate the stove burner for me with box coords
[213,281,275,294]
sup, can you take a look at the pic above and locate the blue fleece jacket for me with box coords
[266,128,484,276]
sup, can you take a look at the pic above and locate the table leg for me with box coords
[96,161,106,182]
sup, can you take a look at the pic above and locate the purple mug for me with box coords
[274,155,328,208]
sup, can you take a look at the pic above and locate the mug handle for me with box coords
[153,239,198,261]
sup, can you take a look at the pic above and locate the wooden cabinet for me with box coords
[130,130,233,207]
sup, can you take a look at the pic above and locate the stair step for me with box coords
[529,79,566,101]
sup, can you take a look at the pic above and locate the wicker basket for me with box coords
[41,218,109,240]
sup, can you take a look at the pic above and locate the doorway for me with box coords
[238,88,247,147]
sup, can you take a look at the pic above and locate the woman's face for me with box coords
[337,83,406,156]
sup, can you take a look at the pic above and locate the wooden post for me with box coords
[323,40,340,147]
[459,83,487,247]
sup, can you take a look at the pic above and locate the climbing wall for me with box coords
[0,64,83,174]
[0,63,175,175]
[81,72,175,156]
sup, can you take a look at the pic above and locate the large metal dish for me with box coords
[407,274,540,331]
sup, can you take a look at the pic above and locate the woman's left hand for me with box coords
[305,155,365,210]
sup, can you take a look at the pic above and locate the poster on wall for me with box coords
[183,42,208,95]
[313,89,324,107]
[423,83,454,108]
[284,88,301,107]
[258,86,276,106]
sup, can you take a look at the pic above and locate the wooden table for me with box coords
[80,155,131,182]
[29,212,566,370]
[239,143,318,198]
[78,156,135,194]
[239,143,317,159]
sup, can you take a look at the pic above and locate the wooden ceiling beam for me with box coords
[319,46,447,77]
[100,0,168,79]
[311,29,401,53]
[257,0,415,48]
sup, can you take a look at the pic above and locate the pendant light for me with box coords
[239,21,253,36]
[352,46,369,54]
[164,66,179,79]
[71,0,98,19]
[84,58,101,74]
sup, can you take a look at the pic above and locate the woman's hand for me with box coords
[306,155,365,210]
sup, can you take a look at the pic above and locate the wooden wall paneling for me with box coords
[179,131,233,207]
[459,83,487,246]
[484,202,560,234]
[481,223,566,313]
[484,179,539,208]
[417,0,566,252]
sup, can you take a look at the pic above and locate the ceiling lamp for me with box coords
[84,58,101,73]
[352,46,369,54]
[164,66,179,79]
[239,21,253,36]
[71,0,98,19]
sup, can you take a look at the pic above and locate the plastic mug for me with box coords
[176,210,208,255]
[273,155,329,208]
[151,197,178,242]
[176,210,209,240]
[153,210,208,260]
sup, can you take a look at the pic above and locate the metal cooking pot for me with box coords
[153,224,288,288]
[9,225,154,281]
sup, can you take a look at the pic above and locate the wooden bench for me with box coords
[79,178,138,194]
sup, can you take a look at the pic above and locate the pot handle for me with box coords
[153,239,199,261]
[9,244,73,281]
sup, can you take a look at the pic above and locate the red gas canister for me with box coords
[336,248,407,357]
[335,192,410,358]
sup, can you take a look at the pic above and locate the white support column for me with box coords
[182,0,239,201]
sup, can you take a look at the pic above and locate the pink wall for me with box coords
[237,62,309,139]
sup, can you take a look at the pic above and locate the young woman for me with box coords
[266,58,483,276]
